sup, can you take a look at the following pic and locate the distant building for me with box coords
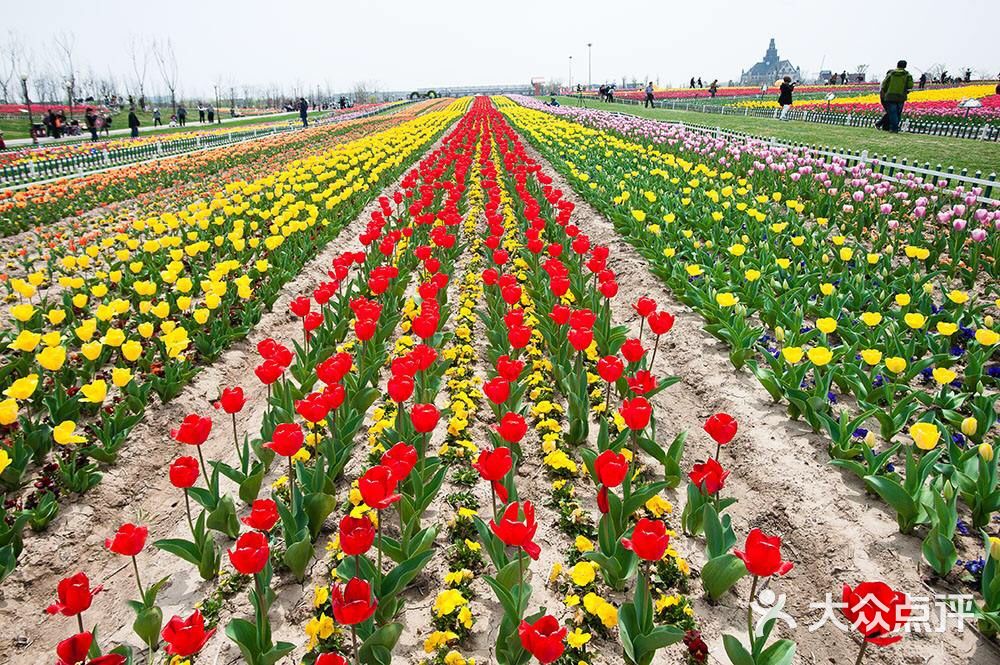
[739,38,801,86]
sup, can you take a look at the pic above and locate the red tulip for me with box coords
[254,359,284,385]
[46,572,103,617]
[549,304,571,326]
[633,297,657,318]
[270,345,293,368]
[315,654,349,665]
[241,499,280,531]
[518,614,567,664]
[620,338,646,363]
[567,327,594,352]
[381,442,417,482]
[496,355,525,381]
[507,324,532,349]
[105,523,148,557]
[496,412,528,444]
[626,370,656,395]
[266,422,304,457]
[647,311,675,335]
[355,317,377,341]
[215,386,246,414]
[688,457,729,495]
[169,456,200,489]
[56,632,93,665]
[339,514,375,556]
[409,344,438,371]
[489,501,541,559]
[228,531,270,575]
[594,449,628,487]
[257,337,280,359]
[473,447,513,502]
[330,577,378,625]
[841,581,910,645]
[410,403,440,433]
[295,392,330,423]
[387,374,415,402]
[316,352,353,384]
[569,309,596,330]
[599,280,618,298]
[161,609,216,657]
[322,383,346,411]
[171,414,212,446]
[619,397,652,431]
[597,355,624,383]
[290,296,311,317]
[358,465,401,510]
[621,518,670,561]
[734,528,794,578]
[304,311,324,333]
[704,413,738,445]
[482,376,511,405]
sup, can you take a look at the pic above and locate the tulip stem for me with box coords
[183,489,196,535]
[231,412,243,467]
[649,333,661,371]
[853,639,868,665]
[195,444,210,487]
[131,555,145,598]
[77,613,84,634]
[747,575,759,650]
[491,485,499,523]
[638,317,644,340]
[714,442,721,461]
[376,516,383,593]
[604,381,612,417]
[517,549,525,618]
[352,624,360,665]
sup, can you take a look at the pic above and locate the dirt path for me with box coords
[0,135,447,664]
[520,141,995,665]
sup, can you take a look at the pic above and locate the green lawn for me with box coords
[0,108,326,142]
[553,96,1000,176]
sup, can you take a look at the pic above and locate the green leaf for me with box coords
[758,638,796,665]
[701,554,748,600]
[722,633,755,665]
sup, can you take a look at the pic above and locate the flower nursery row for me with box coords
[596,83,879,102]
[8,95,965,665]
[0,100,449,238]
[498,94,1000,630]
[0,98,469,584]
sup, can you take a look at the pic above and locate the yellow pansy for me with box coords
[567,628,591,648]
[570,561,597,587]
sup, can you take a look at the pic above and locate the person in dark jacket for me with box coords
[778,76,796,120]
[918,72,928,89]
[880,60,914,133]
[128,107,140,138]
[85,107,98,141]
[644,82,654,108]
[299,97,309,127]
[177,105,187,126]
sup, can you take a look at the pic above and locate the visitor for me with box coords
[840,71,847,84]
[548,97,560,107]
[43,109,54,138]
[85,107,98,141]
[644,81,654,108]
[169,114,178,127]
[54,112,64,139]
[880,60,914,133]
[708,80,718,97]
[606,84,614,102]
[198,104,206,123]
[128,107,140,138]
[697,77,703,88]
[153,108,162,126]
[298,97,309,127]
[918,73,927,89]
[178,105,187,126]
[207,105,215,123]
[778,76,797,120]
[0,130,5,150]
[102,112,112,136]
[690,77,696,88]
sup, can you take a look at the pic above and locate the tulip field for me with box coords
[0,92,997,665]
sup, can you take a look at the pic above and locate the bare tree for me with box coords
[152,38,179,114]
[0,31,24,104]
[128,37,150,110]
[53,32,77,116]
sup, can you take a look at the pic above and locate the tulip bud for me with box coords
[821,253,830,264]
[986,315,994,328]
[961,417,978,437]
[942,480,955,501]
[774,326,785,343]
[979,443,994,463]
[864,431,876,447]
[922,282,934,294]
[990,536,1000,561]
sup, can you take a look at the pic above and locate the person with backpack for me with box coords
[880,60,914,133]
[298,97,309,127]
[644,82,655,108]
[778,76,797,120]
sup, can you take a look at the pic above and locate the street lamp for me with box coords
[21,74,36,143]
[568,55,573,91]
[65,80,74,120]
[587,43,592,89]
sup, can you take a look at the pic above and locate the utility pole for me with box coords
[568,55,573,90]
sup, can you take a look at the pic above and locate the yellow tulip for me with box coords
[807,346,833,366]
[716,293,739,307]
[909,422,940,450]
[36,346,67,371]
[4,374,39,400]
[961,417,978,437]
[860,312,882,327]
[53,420,86,445]
[121,340,143,362]
[884,357,907,374]
[782,346,804,364]
[816,318,837,334]
[932,367,957,385]
[79,380,108,404]
[8,330,41,352]
[895,294,911,307]
[976,329,999,346]
[903,313,926,329]
[0,398,19,425]
[936,322,958,336]
[103,328,126,347]
[81,341,103,361]
[860,349,882,365]
[981,444,995,465]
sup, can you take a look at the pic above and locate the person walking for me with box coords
[153,108,162,126]
[85,107,98,141]
[918,72,927,89]
[177,105,187,127]
[778,76,797,120]
[198,104,206,123]
[102,112,112,136]
[298,97,309,127]
[708,79,718,98]
[207,105,215,123]
[880,60,914,133]
[643,81,655,108]
[690,77,696,88]
[128,107,140,138]
[697,77,703,88]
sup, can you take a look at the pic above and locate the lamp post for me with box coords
[568,55,573,91]
[587,43,592,89]
[21,74,36,143]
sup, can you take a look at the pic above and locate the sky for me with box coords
[4,0,997,98]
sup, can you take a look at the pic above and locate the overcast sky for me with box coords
[5,0,997,97]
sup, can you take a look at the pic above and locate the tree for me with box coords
[128,37,150,110]
[152,38,179,114]
[0,31,23,104]
[53,32,77,117]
